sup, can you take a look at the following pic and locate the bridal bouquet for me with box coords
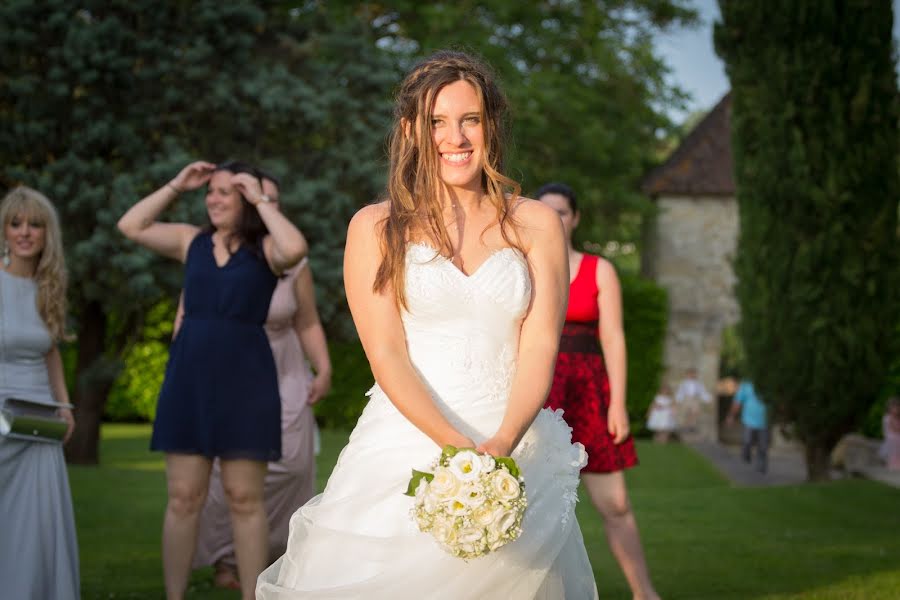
[404,445,527,559]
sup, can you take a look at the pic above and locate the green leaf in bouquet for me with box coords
[441,445,461,460]
[495,457,521,479]
[404,469,434,497]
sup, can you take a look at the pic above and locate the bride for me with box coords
[257,50,598,599]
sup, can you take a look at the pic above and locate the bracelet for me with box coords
[165,182,182,194]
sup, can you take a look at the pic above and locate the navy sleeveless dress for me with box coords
[151,231,281,462]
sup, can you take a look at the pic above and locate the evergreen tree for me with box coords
[354,0,698,245]
[715,1,900,479]
[0,1,394,463]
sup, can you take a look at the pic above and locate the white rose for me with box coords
[471,503,501,527]
[490,469,522,502]
[448,450,483,482]
[429,466,461,499]
[490,507,519,537]
[431,517,458,546]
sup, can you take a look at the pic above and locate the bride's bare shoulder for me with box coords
[508,196,559,226]
[347,201,390,250]
[506,196,564,250]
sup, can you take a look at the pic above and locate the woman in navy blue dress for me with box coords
[118,160,308,600]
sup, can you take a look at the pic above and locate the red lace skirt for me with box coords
[545,321,638,473]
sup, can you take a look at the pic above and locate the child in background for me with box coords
[727,379,768,473]
[675,367,712,432]
[880,397,900,470]
[646,384,677,443]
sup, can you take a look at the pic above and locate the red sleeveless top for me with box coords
[566,254,599,323]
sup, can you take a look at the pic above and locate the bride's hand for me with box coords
[442,432,476,450]
[476,434,515,458]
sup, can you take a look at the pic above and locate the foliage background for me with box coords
[2,0,708,458]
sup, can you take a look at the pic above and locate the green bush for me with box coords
[105,301,175,422]
[313,340,372,430]
[621,273,669,434]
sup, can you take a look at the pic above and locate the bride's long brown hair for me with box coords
[374,50,522,308]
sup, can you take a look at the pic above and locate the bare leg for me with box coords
[163,454,213,600]
[221,459,269,600]
[582,472,660,600]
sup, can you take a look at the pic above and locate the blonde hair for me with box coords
[0,186,70,341]
[374,50,522,307]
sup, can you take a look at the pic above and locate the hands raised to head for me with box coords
[230,172,266,206]
[170,161,217,193]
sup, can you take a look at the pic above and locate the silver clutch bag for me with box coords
[0,397,69,443]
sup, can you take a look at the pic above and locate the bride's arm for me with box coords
[344,204,475,449]
[478,200,569,457]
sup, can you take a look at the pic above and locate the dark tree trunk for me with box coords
[65,301,110,465]
[804,443,832,482]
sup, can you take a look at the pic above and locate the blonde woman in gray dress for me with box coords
[0,186,79,599]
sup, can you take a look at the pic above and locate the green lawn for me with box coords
[70,424,900,599]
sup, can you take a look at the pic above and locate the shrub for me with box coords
[621,273,668,433]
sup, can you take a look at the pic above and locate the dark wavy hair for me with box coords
[208,160,267,258]
[534,182,577,213]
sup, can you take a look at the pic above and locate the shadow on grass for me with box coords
[70,426,899,599]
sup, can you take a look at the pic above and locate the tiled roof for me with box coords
[642,93,734,196]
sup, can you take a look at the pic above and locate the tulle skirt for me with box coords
[257,387,598,599]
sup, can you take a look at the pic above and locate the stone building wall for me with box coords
[644,195,740,440]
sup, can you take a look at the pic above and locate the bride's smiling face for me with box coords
[431,80,484,192]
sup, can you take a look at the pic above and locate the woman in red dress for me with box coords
[538,182,660,600]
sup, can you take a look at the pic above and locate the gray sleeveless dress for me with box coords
[0,269,80,599]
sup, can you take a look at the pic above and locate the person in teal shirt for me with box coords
[727,380,769,473]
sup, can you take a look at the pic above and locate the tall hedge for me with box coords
[715,1,900,479]
[621,272,668,431]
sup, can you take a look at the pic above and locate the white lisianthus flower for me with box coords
[414,479,428,502]
[490,469,522,502]
[448,450,483,482]
[457,526,485,546]
[457,483,486,508]
[423,489,439,513]
[429,466,461,499]
[457,526,486,556]
[488,536,506,551]
[480,454,496,471]
[446,497,470,516]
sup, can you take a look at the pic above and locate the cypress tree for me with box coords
[715,1,900,479]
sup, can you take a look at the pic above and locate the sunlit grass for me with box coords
[70,426,900,599]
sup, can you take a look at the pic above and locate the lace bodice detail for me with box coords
[401,243,530,394]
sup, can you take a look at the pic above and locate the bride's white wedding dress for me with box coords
[257,243,598,599]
